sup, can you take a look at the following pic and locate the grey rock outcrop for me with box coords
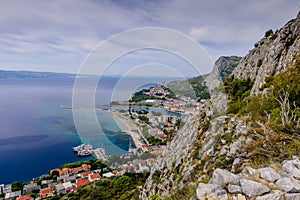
[275,177,300,193]
[196,183,228,200]
[228,184,242,194]
[240,178,270,197]
[285,193,300,200]
[282,159,300,179]
[259,167,281,182]
[232,12,300,94]
[209,168,240,186]
[256,190,284,200]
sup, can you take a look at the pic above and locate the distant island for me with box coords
[0,70,75,79]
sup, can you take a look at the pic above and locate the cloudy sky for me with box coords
[0,0,299,75]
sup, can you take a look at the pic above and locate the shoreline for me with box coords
[104,109,144,148]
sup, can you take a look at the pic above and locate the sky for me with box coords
[0,0,299,76]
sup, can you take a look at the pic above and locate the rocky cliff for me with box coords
[233,11,300,94]
[140,12,300,200]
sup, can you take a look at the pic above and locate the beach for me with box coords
[104,109,144,148]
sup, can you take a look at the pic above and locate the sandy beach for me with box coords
[104,109,144,148]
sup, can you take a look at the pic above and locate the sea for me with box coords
[0,76,180,184]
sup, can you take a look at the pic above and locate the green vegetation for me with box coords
[167,75,210,101]
[225,54,300,168]
[223,75,253,114]
[147,135,166,145]
[57,172,149,200]
[264,29,274,37]
[12,181,24,192]
[60,158,107,171]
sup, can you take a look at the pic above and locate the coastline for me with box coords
[104,109,144,148]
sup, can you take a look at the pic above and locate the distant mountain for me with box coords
[0,70,75,79]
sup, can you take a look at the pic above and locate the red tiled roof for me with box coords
[70,167,83,173]
[112,170,118,174]
[40,187,52,198]
[147,158,156,162]
[139,161,147,166]
[82,171,92,177]
[17,194,31,200]
[90,173,100,179]
[76,178,89,188]
[81,164,91,169]
[62,168,69,172]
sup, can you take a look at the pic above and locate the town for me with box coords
[0,85,206,200]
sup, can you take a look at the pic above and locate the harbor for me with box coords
[93,148,108,160]
[72,144,93,157]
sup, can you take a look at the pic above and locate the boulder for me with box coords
[285,193,300,200]
[240,178,270,197]
[282,159,300,179]
[209,168,239,186]
[237,194,246,200]
[241,166,260,178]
[276,177,300,193]
[196,183,228,200]
[228,184,242,194]
[259,167,281,182]
[256,190,284,200]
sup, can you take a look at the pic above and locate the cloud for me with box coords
[0,0,299,74]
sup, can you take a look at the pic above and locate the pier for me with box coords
[93,148,108,160]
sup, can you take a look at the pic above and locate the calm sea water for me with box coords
[0,76,178,184]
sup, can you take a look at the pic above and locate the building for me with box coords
[88,173,101,182]
[5,191,21,199]
[40,187,53,199]
[81,171,92,179]
[55,182,73,194]
[75,178,89,188]
[23,183,40,193]
[102,172,115,178]
[16,194,33,200]
[2,184,12,194]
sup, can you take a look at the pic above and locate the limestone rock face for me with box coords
[240,178,270,198]
[275,177,300,193]
[256,190,284,200]
[232,12,300,94]
[228,184,242,194]
[196,183,228,200]
[285,193,300,200]
[209,168,240,186]
[282,159,300,179]
[259,167,281,182]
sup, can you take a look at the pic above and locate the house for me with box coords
[70,166,83,174]
[40,187,53,198]
[81,171,92,179]
[76,178,89,188]
[16,194,33,200]
[81,164,91,172]
[55,183,66,195]
[102,172,115,178]
[5,191,21,199]
[23,183,40,193]
[88,173,101,182]
[147,158,157,166]
[63,182,73,192]
[2,184,12,194]
[112,170,118,175]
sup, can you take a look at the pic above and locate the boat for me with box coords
[73,144,93,157]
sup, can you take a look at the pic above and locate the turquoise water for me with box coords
[0,76,177,184]
[0,77,128,183]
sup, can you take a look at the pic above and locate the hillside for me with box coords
[140,11,300,200]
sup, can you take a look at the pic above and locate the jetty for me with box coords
[93,148,108,160]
